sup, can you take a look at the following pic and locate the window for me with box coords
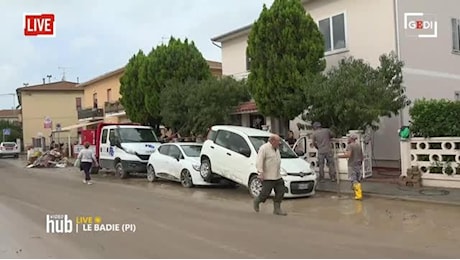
[158,145,170,155]
[75,97,82,110]
[101,129,108,144]
[215,130,232,149]
[249,136,298,159]
[117,128,159,143]
[168,145,183,159]
[107,89,112,102]
[227,132,251,157]
[93,93,98,108]
[318,13,346,53]
[246,48,252,71]
[181,145,202,157]
[452,18,460,53]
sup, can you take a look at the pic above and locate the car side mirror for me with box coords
[296,151,305,157]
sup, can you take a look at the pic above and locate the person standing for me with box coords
[339,135,364,200]
[253,134,287,216]
[77,142,98,185]
[285,130,297,147]
[311,122,337,182]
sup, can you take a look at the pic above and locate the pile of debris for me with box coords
[399,166,422,188]
[27,148,69,168]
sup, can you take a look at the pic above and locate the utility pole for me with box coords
[58,66,71,81]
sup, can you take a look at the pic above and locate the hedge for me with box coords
[409,99,460,137]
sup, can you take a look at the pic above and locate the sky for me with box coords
[0,0,274,109]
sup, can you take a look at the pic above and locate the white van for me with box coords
[95,123,161,178]
[199,125,317,198]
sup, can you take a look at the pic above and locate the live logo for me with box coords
[24,13,55,37]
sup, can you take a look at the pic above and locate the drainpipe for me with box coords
[394,0,404,127]
[211,40,221,49]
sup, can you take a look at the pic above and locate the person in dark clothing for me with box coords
[286,130,297,147]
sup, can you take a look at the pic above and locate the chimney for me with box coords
[42,78,45,84]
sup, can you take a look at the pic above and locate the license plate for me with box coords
[298,183,310,189]
[6,148,12,150]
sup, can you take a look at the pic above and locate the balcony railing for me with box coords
[104,101,125,114]
[77,108,104,120]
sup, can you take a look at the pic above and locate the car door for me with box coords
[155,145,170,174]
[212,130,233,178]
[224,132,253,184]
[99,128,111,168]
[165,145,184,179]
[292,136,308,160]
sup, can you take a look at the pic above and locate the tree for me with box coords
[143,37,212,127]
[160,77,251,136]
[0,120,22,142]
[247,0,326,120]
[119,50,151,124]
[302,52,411,136]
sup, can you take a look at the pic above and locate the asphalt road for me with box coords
[1,157,459,258]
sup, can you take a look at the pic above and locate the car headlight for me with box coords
[280,168,287,176]
[192,163,200,171]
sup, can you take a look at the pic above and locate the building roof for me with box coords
[211,24,253,43]
[16,81,80,92]
[233,101,258,114]
[0,109,20,118]
[76,60,222,88]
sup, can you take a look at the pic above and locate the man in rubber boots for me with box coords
[339,134,364,200]
[253,134,287,216]
[312,122,337,182]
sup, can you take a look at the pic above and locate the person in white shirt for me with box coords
[253,134,287,216]
[77,142,98,185]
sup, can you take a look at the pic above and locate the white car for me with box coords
[146,142,226,188]
[199,125,317,198]
[0,142,20,158]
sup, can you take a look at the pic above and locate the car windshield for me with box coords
[181,145,202,157]
[249,136,298,159]
[117,128,159,143]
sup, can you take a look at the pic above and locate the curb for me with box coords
[316,188,460,207]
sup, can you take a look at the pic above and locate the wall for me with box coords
[221,34,250,75]
[82,73,123,109]
[397,0,460,125]
[21,91,83,147]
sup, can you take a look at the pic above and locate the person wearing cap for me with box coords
[338,135,364,200]
[311,122,337,182]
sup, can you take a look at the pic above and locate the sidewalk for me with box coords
[316,180,460,206]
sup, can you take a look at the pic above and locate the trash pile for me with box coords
[27,148,69,168]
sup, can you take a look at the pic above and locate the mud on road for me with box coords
[0,158,459,258]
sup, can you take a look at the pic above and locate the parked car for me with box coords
[0,142,20,158]
[199,125,317,198]
[146,142,226,188]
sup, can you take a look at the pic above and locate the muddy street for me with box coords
[0,157,459,258]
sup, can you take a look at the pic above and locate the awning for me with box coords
[53,120,103,133]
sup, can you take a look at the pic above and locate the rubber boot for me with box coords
[353,183,363,200]
[253,197,261,212]
[273,202,287,216]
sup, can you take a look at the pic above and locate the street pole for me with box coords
[334,144,341,198]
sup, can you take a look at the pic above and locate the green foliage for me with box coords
[0,120,22,142]
[247,0,326,120]
[160,77,251,136]
[409,99,460,137]
[119,50,151,124]
[302,52,411,136]
[143,37,212,126]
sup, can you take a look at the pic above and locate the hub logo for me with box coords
[46,214,73,234]
[404,12,437,38]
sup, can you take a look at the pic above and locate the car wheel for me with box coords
[146,165,157,182]
[249,174,263,198]
[199,158,212,182]
[115,162,129,179]
[180,169,194,188]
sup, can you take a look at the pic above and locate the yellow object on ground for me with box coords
[353,183,363,200]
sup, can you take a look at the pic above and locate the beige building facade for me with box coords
[211,0,460,168]
[16,81,82,147]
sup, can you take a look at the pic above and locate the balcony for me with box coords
[77,107,104,120]
[104,101,125,115]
